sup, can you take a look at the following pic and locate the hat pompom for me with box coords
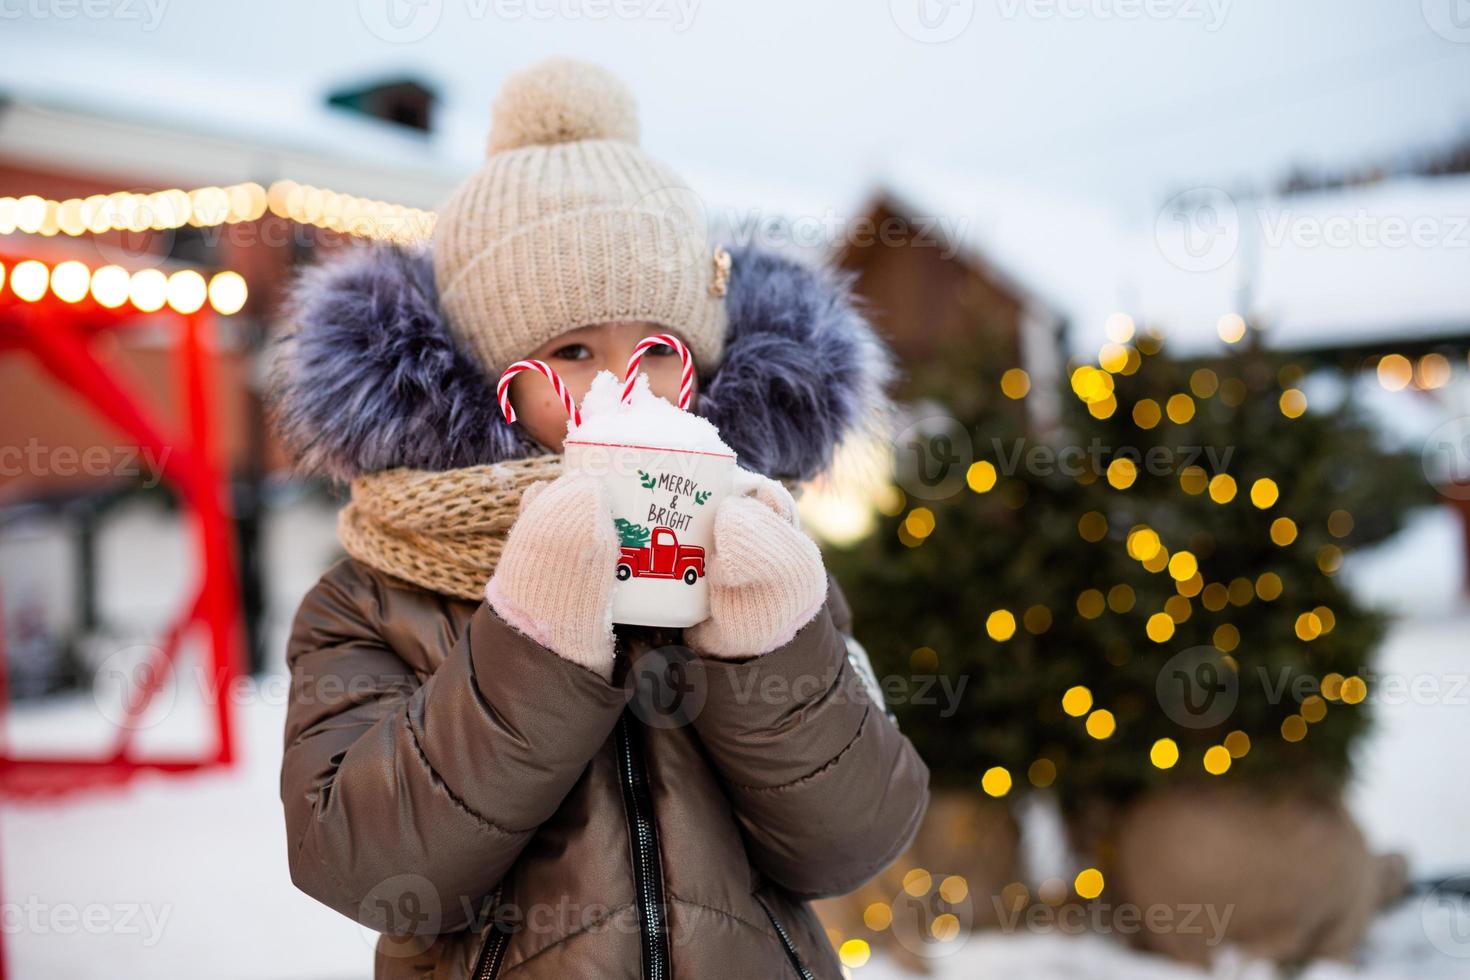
[488,57,639,155]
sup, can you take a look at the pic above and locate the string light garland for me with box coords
[0,180,435,245]
[0,255,247,315]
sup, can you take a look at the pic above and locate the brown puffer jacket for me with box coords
[281,557,929,979]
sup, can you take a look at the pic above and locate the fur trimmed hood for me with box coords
[268,243,892,484]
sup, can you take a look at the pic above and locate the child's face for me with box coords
[510,320,695,452]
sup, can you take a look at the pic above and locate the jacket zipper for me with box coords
[471,886,511,980]
[616,709,672,980]
[755,894,816,980]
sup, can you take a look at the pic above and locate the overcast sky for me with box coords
[7,1,1467,208]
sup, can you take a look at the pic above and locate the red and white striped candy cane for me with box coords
[497,360,582,428]
[621,333,694,410]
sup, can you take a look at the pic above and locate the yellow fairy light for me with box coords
[10,259,48,301]
[1270,517,1298,546]
[1166,393,1196,424]
[1377,354,1412,391]
[1281,715,1308,742]
[1207,474,1237,504]
[904,508,936,540]
[1000,368,1031,399]
[1062,686,1094,717]
[1224,730,1251,758]
[931,913,961,942]
[1071,365,1115,404]
[1250,478,1279,509]
[986,609,1016,641]
[1255,572,1283,601]
[1227,577,1254,606]
[1327,510,1353,538]
[903,869,932,897]
[1132,398,1162,429]
[1340,676,1367,705]
[1190,368,1220,398]
[1028,758,1057,787]
[1279,388,1307,419]
[1024,605,1052,634]
[207,271,249,315]
[1321,673,1345,701]
[1074,868,1105,900]
[1294,612,1322,641]
[1201,582,1229,611]
[1203,746,1232,775]
[1167,551,1198,581]
[1099,343,1130,373]
[967,461,998,493]
[1146,613,1175,643]
[1088,395,1118,419]
[1127,526,1162,561]
[1085,709,1116,740]
[1164,595,1192,623]
[1217,313,1247,343]
[863,902,892,931]
[49,260,90,303]
[838,938,871,969]
[1213,623,1240,652]
[1078,511,1108,542]
[910,647,938,672]
[1314,605,1336,633]
[1077,589,1106,619]
[939,876,969,904]
[1176,572,1204,598]
[1142,546,1170,574]
[1107,458,1137,490]
[128,268,168,312]
[981,766,1012,798]
[1105,312,1136,343]
[1301,694,1327,723]
[1318,545,1343,574]
[1120,346,1142,375]
[1179,465,1208,495]
[1150,737,1179,769]
[1107,584,1135,613]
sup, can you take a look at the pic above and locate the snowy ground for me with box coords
[2,501,1469,979]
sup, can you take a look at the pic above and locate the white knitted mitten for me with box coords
[485,475,618,680]
[685,471,828,659]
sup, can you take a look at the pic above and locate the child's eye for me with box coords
[645,343,676,357]
[549,344,592,361]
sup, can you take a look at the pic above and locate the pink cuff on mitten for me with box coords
[485,476,618,680]
[685,473,828,660]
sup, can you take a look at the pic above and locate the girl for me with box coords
[273,57,929,979]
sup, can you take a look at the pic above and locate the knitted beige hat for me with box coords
[432,58,728,378]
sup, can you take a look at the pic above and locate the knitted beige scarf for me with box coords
[337,455,563,600]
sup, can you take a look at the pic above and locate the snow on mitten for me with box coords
[685,470,828,659]
[486,475,619,680]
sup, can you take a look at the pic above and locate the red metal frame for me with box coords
[0,266,242,796]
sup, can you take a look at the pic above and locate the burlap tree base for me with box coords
[1106,786,1408,966]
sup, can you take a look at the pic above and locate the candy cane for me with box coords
[621,333,694,410]
[497,360,582,428]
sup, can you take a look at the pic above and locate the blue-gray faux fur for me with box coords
[268,242,892,484]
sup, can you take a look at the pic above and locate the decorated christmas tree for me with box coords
[828,318,1432,814]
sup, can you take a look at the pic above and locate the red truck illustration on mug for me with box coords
[614,521,706,585]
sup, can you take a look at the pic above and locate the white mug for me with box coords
[563,437,736,628]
